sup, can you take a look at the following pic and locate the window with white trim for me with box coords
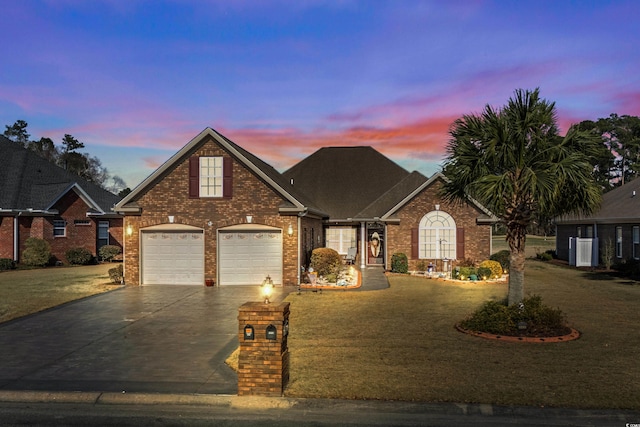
[53,219,66,237]
[633,226,639,260]
[98,221,109,248]
[326,227,357,255]
[419,211,456,259]
[616,226,623,258]
[199,157,223,197]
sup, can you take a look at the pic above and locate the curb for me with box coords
[0,390,294,409]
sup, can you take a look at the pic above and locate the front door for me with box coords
[367,224,384,265]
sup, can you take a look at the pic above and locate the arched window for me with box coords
[419,211,456,259]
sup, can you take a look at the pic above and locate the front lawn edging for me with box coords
[455,324,581,343]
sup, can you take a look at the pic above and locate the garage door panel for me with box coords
[142,231,204,285]
[219,231,282,285]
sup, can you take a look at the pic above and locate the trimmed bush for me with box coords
[391,253,408,274]
[536,251,553,261]
[22,238,51,267]
[477,267,492,279]
[99,245,122,262]
[310,248,342,277]
[490,249,510,271]
[109,263,124,283]
[65,247,93,265]
[0,258,16,271]
[479,260,503,278]
[460,294,569,337]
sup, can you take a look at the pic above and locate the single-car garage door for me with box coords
[219,230,282,285]
[141,229,204,285]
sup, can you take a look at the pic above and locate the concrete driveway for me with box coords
[0,285,287,395]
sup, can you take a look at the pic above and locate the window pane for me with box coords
[200,157,223,197]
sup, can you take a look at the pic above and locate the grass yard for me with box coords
[0,263,121,323]
[492,234,556,258]
[283,259,640,409]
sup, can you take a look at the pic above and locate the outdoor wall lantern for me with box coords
[287,223,293,236]
[435,204,440,211]
[261,275,274,304]
[168,215,175,223]
[126,224,133,236]
[246,215,253,224]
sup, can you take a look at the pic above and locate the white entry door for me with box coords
[218,230,282,285]
[141,230,204,285]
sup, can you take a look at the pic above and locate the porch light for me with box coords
[246,215,253,224]
[287,223,293,236]
[261,275,274,304]
[168,215,175,224]
[126,224,133,236]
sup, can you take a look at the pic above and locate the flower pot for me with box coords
[205,279,214,287]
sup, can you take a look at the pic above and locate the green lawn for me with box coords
[492,234,556,257]
[283,259,640,409]
[0,263,120,323]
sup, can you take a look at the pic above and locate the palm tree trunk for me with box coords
[508,248,525,305]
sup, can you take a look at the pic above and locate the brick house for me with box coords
[0,136,123,264]
[115,128,495,286]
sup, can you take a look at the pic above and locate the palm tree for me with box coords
[441,88,602,305]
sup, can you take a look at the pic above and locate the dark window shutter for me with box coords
[189,156,199,198]
[456,227,465,260]
[223,157,233,198]
[411,228,419,259]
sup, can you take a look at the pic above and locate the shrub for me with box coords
[479,260,503,278]
[22,237,51,267]
[612,258,640,279]
[65,247,93,265]
[310,248,342,277]
[109,263,124,283]
[99,245,122,262]
[490,250,510,271]
[391,253,408,273]
[460,294,569,337]
[458,266,476,279]
[536,251,552,261]
[477,267,492,280]
[0,258,16,271]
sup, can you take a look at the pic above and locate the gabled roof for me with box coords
[556,178,640,224]
[115,128,326,216]
[282,146,412,219]
[381,172,498,223]
[0,135,121,216]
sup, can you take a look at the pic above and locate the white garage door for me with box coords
[141,230,204,285]
[219,230,282,285]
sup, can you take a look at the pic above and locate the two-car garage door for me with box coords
[141,227,282,286]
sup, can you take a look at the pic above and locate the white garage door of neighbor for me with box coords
[219,231,282,285]
[142,230,204,285]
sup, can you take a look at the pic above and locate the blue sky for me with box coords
[2,0,639,188]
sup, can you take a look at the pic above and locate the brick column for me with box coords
[237,301,290,396]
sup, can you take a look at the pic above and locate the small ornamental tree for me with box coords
[391,253,408,274]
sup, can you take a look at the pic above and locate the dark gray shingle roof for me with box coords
[0,135,121,213]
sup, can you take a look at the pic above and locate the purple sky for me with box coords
[2,1,639,189]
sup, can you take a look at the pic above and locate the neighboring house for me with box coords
[115,127,496,286]
[0,135,123,264]
[556,178,640,266]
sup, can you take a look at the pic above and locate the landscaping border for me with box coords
[455,324,581,343]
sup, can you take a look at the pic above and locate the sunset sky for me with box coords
[2,0,639,189]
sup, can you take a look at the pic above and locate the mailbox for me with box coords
[265,324,277,341]
[243,325,255,340]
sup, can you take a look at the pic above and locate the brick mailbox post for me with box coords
[237,301,290,396]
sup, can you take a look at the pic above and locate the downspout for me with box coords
[360,222,366,269]
[14,214,20,261]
